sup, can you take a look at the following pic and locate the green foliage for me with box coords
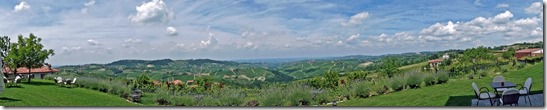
[422,73,436,86]
[347,71,367,81]
[216,88,245,106]
[286,85,313,106]
[405,71,422,88]
[314,92,332,105]
[351,82,372,98]
[154,89,171,105]
[436,71,449,84]
[196,95,219,106]
[467,74,474,79]
[380,56,402,78]
[324,71,339,88]
[170,95,195,106]
[258,86,286,106]
[388,77,405,91]
[5,34,55,82]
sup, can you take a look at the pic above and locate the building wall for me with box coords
[515,52,532,59]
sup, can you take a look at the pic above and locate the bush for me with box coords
[389,77,405,91]
[467,74,474,79]
[217,88,245,106]
[154,89,171,105]
[437,72,449,84]
[286,85,313,106]
[314,92,331,105]
[196,95,219,106]
[478,70,487,78]
[405,72,421,89]
[259,86,286,106]
[371,84,388,95]
[351,82,371,98]
[171,95,195,106]
[423,74,436,86]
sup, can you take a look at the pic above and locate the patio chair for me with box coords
[472,82,496,106]
[516,77,532,106]
[14,75,22,86]
[498,88,520,106]
[493,76,507,93]
[68,78,77,87]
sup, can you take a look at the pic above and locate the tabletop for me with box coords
[490,82,516,89]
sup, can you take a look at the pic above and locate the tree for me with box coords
[0,36,10,77]
[6,34,54,82]
[380,56,401,78]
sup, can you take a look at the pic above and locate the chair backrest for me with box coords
[471,82,480,96]
[72,78,77,83]
[493,76,505,82]
[524,77,532,91]
[501,88,520,105]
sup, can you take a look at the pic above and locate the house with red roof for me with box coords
[515,48,543,59]
[2,64,59,79]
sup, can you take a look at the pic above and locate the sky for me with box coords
[0,0,544,65]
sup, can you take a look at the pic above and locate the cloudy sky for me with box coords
[0,0,544,65]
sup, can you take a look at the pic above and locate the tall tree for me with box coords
[381,56,401,78]
[0,36,10,77]
[7,34,54,82]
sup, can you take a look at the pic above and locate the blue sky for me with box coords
[0,0,543,65]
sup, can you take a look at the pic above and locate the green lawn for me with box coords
[339,62,544,106]
[0,79,139,106]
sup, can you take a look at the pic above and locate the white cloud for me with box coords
[200,33,219,48]
[419,10,541,42]
[81,0,96,14]
[87,39,100,45]
[128,0,174,24]
[13,2,30,12]
[345,34,360,44]
[244,42,258,49]
[525,2,543,14]
[341,11,370,26]
[84,0,96,7]
[474,0,482,6]
[496,3,509,8]
[124,39,142,43]
[166,26,178,36]
[62,46,82,54]
[175,43,185,48]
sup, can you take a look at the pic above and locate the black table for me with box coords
[490,82,516,98]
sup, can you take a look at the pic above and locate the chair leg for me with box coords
[476,99,480,106]
[527,95,532,106]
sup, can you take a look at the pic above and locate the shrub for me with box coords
[437,72,449,84]
[314,92,331,105]
[467,74,474,79]
[478,70,487,78]
[351,82,371,98]
[217,88,245,106]
[405,72,421,89]
[171,95,195,106]
[259,86,286,106]
[196,95,219,106]
[423,74,436,86]
[389,77,405,91]
[286,85,313,106]
[371,84,388,95]
[154,89,171,105]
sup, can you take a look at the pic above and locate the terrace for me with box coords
[471,94,544,106]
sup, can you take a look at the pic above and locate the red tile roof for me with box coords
[516,48,541,53]
[2,65,59,74]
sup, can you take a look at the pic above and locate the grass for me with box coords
[398,61,428,72]
[339,62,543,106]
[0,79,139,106]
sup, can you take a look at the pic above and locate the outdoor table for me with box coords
[490,82,516,97]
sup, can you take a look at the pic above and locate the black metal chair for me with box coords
[516,77,532,106]
[472,82,496,106]
[498,88,520,106]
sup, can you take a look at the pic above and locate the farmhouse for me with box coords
[515,48,543,59]
[2,64,59,79]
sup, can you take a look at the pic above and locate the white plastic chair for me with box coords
[472,82,496,106]
[517,78,532,106]
[498,88,520,106]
